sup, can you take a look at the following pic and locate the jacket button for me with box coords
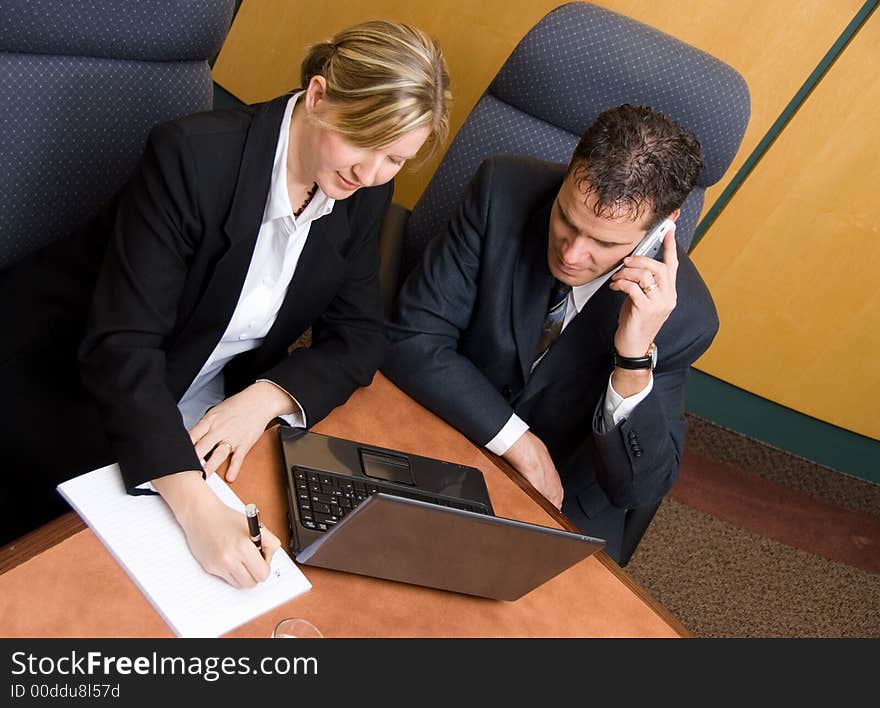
[502,385,513,399]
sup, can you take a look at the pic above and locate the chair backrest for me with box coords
[400,1,750,279]
[0,0,235,269]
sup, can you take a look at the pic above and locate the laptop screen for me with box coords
[295,493,605,601]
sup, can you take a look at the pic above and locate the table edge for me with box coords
[0,454,693,639]
[480,448,693,638]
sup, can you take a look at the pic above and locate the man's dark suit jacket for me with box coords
[383,156,718,558]
[1,94,390,493]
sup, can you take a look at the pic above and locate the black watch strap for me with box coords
[613,343,656,370]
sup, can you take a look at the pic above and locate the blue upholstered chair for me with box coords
[0,0,235,269]
[380,2,750,565]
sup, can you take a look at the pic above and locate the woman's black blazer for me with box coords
[76,95,391,489]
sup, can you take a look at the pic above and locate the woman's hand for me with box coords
[152,471,282,588]
[188,382,295,483]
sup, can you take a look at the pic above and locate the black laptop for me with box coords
[279,428,605,600]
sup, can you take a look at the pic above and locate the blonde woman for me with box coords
[1,20,450,586]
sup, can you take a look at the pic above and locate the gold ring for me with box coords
[217,440,234,455]
[642,282,658,294]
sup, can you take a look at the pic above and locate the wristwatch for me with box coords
[613,343,657,371]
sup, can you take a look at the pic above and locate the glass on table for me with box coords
[271,618,323,639]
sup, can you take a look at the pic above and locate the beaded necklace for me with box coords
[293,182,319,218]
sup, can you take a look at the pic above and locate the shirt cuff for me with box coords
[485,414,530,456]
[603,374,654,428]
[256,378,307,428]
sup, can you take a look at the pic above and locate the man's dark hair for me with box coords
[569,104,703,227]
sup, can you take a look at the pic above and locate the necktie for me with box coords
[533,279,571,368]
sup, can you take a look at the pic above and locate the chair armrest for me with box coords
[378,202,411,319]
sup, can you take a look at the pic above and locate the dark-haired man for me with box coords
[383,105,718,563]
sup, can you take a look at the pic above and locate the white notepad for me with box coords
[58,464,311,638]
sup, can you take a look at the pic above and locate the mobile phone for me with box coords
[608,218,675,278]
[630,218,675,259]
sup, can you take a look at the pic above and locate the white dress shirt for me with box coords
[177,92,334,431]
[486,272,653,455]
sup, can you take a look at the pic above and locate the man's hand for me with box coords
[189,381,295,483]
[502,431,564,509]
[608,227,679,396]
[152,471,282,588]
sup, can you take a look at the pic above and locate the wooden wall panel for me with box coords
[213,1,860,209]
[692,13,880,438]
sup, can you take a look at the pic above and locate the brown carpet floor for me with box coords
[625,414,880,638]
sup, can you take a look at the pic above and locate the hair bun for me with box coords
[301,41,336,84]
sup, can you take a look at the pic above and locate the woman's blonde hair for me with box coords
[301,20,451,163]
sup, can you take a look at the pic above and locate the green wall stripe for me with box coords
[690,0,879,251]
[686,369,880,484]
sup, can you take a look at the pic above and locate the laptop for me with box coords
[279,428,605,601]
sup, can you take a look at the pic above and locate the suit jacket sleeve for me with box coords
[78,123,205,489]
[259,183,391,424]
[384,160,516,445]
[589,301,718,510]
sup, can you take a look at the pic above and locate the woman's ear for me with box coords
[304,75,328,112]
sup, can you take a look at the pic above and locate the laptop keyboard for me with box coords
[291,466,490,532]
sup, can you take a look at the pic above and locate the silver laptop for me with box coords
[280,429,605,601]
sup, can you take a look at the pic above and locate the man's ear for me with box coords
[669,208,682,223]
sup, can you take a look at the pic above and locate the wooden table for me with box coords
[0,375,687,637]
